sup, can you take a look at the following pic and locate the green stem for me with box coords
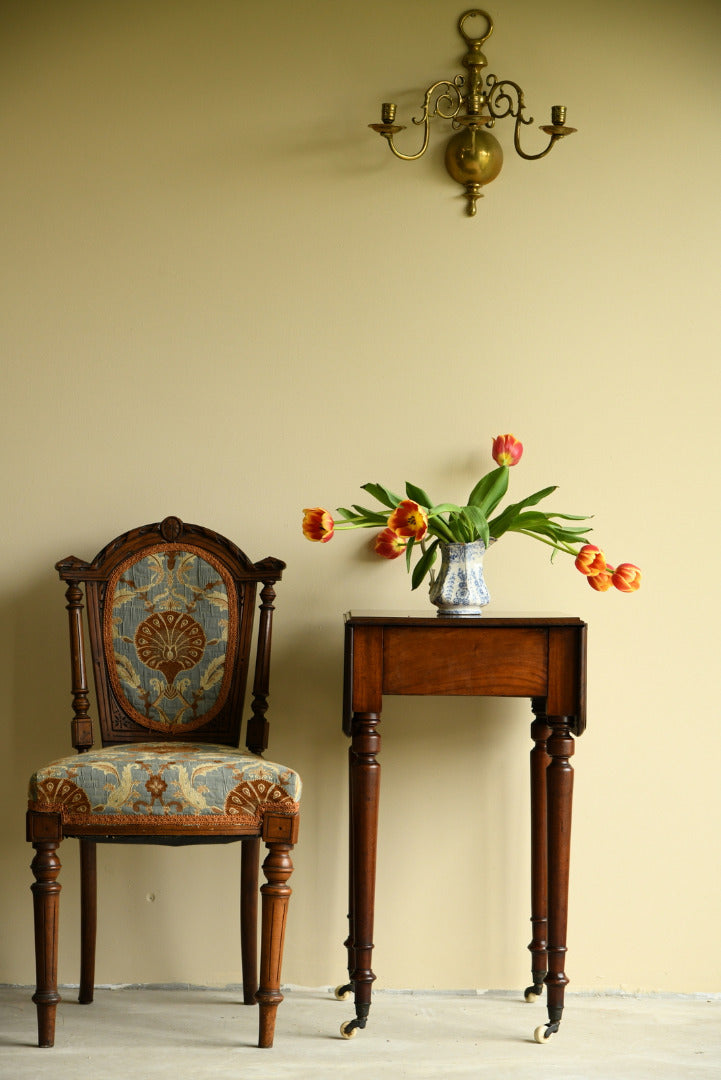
[334,521,376,531]
[516,529,578,556]
[427,516,458,543]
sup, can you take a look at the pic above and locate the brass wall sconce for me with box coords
[369,9,576,216]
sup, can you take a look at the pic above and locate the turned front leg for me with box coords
[30,840,62,1047]
[544,716,575,1030]
[256,816,298,1049]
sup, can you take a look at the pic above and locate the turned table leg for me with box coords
[534,715,575,1043]
[340,711,380,1039]
[526,701,551,1002]
[335,744,356,1003]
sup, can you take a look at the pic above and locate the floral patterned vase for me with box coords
[429,539,490,616]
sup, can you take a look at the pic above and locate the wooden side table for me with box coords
[336,611,587,1043]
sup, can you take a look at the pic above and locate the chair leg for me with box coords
[240,836,260,1004]
[256,839,294,1048]
[79,838,97,1004]
[30,840,62,1047]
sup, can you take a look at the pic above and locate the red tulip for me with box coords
[587,567,614,592]
[387,500,428,541]
[612,563,642,592]
[374,528,408,559]
[491,434,523,467]
[302,507,334,543]
[575,544,606,577]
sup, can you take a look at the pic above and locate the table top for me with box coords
[345,610,586,627]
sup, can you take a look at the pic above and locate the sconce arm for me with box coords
[371,79,463,162]
[486,75,575,161]
[383,123,432,163]
[513,115,560,161]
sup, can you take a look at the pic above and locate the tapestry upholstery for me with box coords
[106,546,237,734]
[28,742,301,831]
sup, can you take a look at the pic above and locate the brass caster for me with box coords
[334,984,352,1001]
[525,989,540,1003]
[340,1020,358,1039]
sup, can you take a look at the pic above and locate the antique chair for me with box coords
[26,516,301,1049]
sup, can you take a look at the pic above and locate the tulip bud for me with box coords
[587,568,614,592]
[374,528,408,559]
[387,500,428,541]
[612,563,641,592]
[491,434,523,467]
[575,544,606,577]
[302,507,335,543]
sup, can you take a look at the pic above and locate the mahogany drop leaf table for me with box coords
[335,611,586,1045]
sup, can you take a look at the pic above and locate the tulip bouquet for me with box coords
[302,434,641,594]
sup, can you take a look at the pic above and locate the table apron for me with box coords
[381,626,549,697]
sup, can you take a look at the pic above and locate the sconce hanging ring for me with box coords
[457,9,494,48]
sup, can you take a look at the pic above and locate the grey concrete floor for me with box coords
[1,986,719,1079]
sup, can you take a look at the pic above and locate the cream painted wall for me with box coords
[2,0,720,997]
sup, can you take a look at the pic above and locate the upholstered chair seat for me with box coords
[29,743,301,831]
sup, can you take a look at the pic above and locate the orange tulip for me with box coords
[612,563,642,592]
[302,507,334,543]
[491,434,523,467]
[374,528,408,559]
[587,567,614,592]
[387,500,428,541]
[575,544,606,577]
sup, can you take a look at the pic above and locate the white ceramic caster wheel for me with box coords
[534,1024,552,1043]
[340,1020,357,1039]
[524,989,540,1003]
[334,985,351,1001]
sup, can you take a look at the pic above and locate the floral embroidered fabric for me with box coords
[107,547,237,734]
[28,742,301,830]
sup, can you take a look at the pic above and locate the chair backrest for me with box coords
[55,516,284,754]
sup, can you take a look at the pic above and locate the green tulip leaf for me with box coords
[446,511,472,543]
[547,512,591,521]
[460,504,490,546]
[361,482,402,509]
[405,482,432,508]
[350,504,389,524]
[411,539,439,590]
[487,485,558,538]
[468,465,509,516]
[429,502,463,516]
[405,534,416,573]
